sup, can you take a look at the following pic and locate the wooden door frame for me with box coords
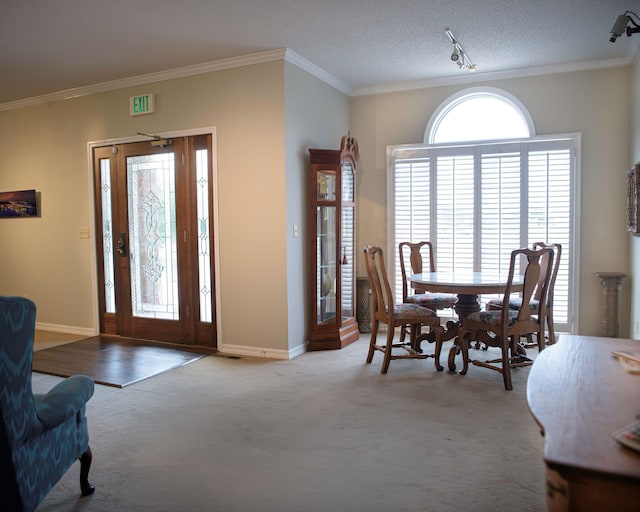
[86,127,221,347]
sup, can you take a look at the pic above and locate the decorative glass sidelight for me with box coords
[196,149,212,323]
[126,153,179,320]
[100,159,116,313]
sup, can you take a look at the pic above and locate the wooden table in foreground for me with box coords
[527,334,640,511]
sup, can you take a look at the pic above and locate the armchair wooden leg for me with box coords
[537,328,546,352]
[459,331,470,376]
[381,327,395,374]
[546,313,556,345]
[502,340,513,391]
[433,329,444,372]
[79,446,95,496]
[399,324,407,343]
[366,321,378,364]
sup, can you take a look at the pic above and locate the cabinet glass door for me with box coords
[316,169,337,324]
[317,205,336,324]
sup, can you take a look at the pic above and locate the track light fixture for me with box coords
[610,10,640,43]
[444,27,477,71]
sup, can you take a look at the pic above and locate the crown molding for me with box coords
[1,45,637,110]
[0,49,293,112]
[283,49,352,95]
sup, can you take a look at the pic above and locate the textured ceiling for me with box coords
[1,0,638,104]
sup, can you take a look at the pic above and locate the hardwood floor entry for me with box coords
[32,336,214,388]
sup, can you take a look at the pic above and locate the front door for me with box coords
[92,135,216,347]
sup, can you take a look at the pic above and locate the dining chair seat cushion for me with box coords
[406,293,457,307]
[392,303,439,320]
[466,309,520,326]
[486,297,539,311]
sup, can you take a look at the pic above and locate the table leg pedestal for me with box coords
[447,294,482,372]
[454,293,480,319]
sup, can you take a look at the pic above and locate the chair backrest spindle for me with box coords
[532,242,561,309]
[364,245,394,323]
[399,241,437,300]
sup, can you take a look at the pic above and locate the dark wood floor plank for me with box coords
[32,336,214,388]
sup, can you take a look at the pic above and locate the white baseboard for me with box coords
[35,322,96,337]
[219,342,307,360]
[34,323,310,360]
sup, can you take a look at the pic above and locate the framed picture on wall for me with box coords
[627,162,640,236]
[0,189,38,218]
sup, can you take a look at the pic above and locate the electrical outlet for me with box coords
[79,227,90,239]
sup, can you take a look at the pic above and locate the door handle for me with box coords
[117,233,128,257]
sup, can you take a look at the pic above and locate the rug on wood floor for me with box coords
[32,336,212,388]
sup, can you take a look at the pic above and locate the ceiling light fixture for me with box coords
[444,27,477,72]
[609,10,640,42]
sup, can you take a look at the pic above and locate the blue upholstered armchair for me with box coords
[0,296,95,512]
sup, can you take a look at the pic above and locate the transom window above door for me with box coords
[389,87,578,334]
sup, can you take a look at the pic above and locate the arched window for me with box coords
[389,87,577,334]
[426,88,534,143]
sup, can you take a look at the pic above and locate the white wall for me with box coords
[284,62,350,354]
[351,66,632,337]
[0,61,300,356]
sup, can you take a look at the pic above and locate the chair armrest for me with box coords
[34,375,95,430]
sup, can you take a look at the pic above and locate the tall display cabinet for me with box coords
[308,135,360,351]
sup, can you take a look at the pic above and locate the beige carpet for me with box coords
[33,335,546,512]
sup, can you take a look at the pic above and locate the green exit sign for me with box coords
[129,94,155,116]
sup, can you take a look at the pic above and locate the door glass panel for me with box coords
[100,159,116,313]
[196,149,212,323]
[127,153,179,320]
[317,205,336,324]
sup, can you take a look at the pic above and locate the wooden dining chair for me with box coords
[485,242,561,346]
[532,242,561,345]
[398,241,456,345]
[457,246,554,390]
[363,245,444,373]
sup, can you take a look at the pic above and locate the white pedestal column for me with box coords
[595,272,626,338]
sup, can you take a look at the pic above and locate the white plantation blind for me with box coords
[389,137,576,333]
[480,150,522,273]
[435,154,475,273]
[393,160,431,291]
[527,147,573,325]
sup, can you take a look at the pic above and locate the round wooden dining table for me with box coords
[410,271,524,320]
[410,271,524,371]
